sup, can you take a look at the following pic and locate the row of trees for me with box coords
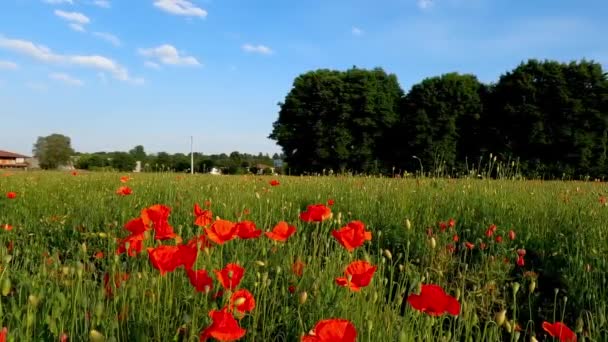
[270,59,608,178]
[74,146,280,174]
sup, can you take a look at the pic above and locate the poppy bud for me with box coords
[1,278,11,296]
[372,291,378,303]
[512,283,520,295]
[81,243,87,254]
[430,237,436,249]
[455,288,461,301]
[255,260,265,267]
[405,219,411,230]
[233,297,247,307]
[530,336,538,342]
[398,264,404,272]
[28,294,40,308]
[98,232,108,238]
[89,329,105,342]
[495,310,506,327]
[528,281,536,293]
[276,266,282,274]
[504,320,512,333]
[383,249,393,260]
[298,291,308,305]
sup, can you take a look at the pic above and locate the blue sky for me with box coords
[1,0,606,156]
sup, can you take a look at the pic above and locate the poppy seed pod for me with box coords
[298,291,308,305]
[405,219,411,230]
[89,329,105,342]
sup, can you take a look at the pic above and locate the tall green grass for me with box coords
[0,171,606,341]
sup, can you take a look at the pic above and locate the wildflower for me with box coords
[301,318,357,342]
[194,203,213,227]
[448,218,456,228]
[199,309,246,341]
[465,242,475,250]
[406,284,461,316]
[485,224,497,238]
[269,179,280,186]
[187,234,213,251]
[142,204,177,241]
[327,199,335,206]
[2,224,12,231]
[229,289,256,314]
[205,219,239,245]
[94,251,104,259]
[600,196,607,205]
[516,249,526,267]
[509,230,516,241]
[147,245,186,275]
[446,244,455,254]
[452,234,459,242]
[292,260,305,278]
[124,217,147,235]
[265,221,296,242]
[71,171,78,176]
[495,235,503,243]
[288,285,296,293]
[235,221,262,239]
[439,222,448,232]
[116,233,144,257]
[116,186,133,196]
[0,327,7,342]
[6,192,16,199]
[542,321,577,342]
[186,269,214,294]
[331,220,372,252]
[104,272,129,298]
[299,204,332,222]
[335,260,377,292]
[120,176,131,183]
[215,263,245,290]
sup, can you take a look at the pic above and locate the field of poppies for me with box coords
[0,171,607,341]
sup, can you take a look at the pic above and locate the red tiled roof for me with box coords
[0,150,29,158]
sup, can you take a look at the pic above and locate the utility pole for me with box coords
[190,136,194,175]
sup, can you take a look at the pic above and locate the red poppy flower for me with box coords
[194,203,213,227]
[517,256,525,267]
[0,327,7,342]
[204,200,212,207]
[407,284,461,316]
[448,218,456,228]
[6,192,16,199]
[269,179,280,186]
[104,272,129,298]
[465,242,475,250]
[124,217,147,235]
[439,222,448,232]
[327,199,335,206]
[299,204,332,222]
[517,249,526,257]
[186,269,213,294]
[214,263,245,290]
[495,235,503,243]
[301,318,357,342]
[178,243,199,270]
[335,260,377,291]
[120,176,130,183]
[205,219,239,245]
[600,196,607,205]
[2,224,12,231]
[331,220,372,252]
[71,171,78,176]
[446,244,455,253]
[229,289,256,314]
[479,242,487,250]
[265,221,296,242]
[235,221,262,239]
[147,245,185,275]
[452,234,459,242]
[485,224,497,238]
[142,204,177,241]
[94,251,104,259]
[199,309,246,342]
[116,233,144,257]
[542,321,577,342]
[292,260,305,277]
[288,285,296,293]
[509,230,516,241]
[116,186,133,196]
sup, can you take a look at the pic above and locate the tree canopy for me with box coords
[33,133,75,169]
[270,59,608,178]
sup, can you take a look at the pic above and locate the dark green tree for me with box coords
[33,133,75,169]
[129,145,147,162]
[110,152,136,172]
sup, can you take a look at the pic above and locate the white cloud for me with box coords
[93,0,111,8]
[242,43,273,55]
[138,44,200,66]
[0,35,142,83]
[0,60,18,70]
[417,0,433,9]
[93,32,121,46]
[69,23,86,32]
[352,26,363,36]
[153,0,207,18]
[144,61,161,69]
[43,0,74,4]
[54,10,90,24]
[49,72,84,86]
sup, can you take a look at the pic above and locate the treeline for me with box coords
[75,146,282,174]
[270,59,608,178]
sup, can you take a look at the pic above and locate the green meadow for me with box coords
[0,171,606,341]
